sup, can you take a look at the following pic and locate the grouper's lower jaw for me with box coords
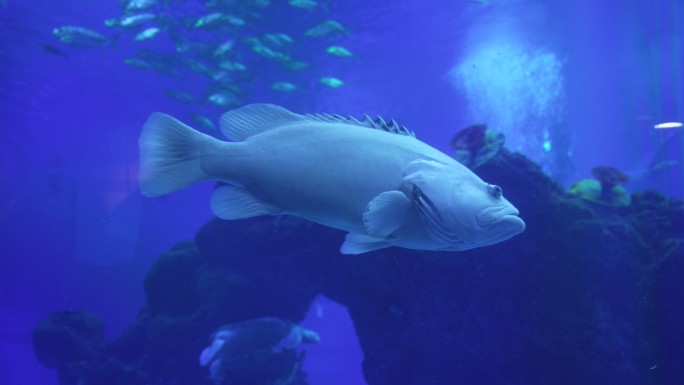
[494,215,526,239]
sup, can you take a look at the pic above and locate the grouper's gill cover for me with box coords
[138,103,525,254]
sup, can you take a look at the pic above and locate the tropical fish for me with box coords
[134,27,160,41]
[138,104,525,254]
[190,113,217,133]
[207,91,240,107]
[194,12,224,28]
[251,45,289,63]
[126,51,181,77]
[205,0,236,8]
[288,0,318,10]
[262,33,293,49]
[325,45,352,57]
[182,58,215,77]
[52,26,111,48]
[283,60,309,71]
[124,0,158,11]
[119,13,157,27]
[304,20,346,37]
[318,77,344,88]
[223,15,245,27]
[194,12,244,28]
[212,39,235,58]
[124,57,153,70]
[271,82,297,92]
[218,60,247,72]
[164,89,196,103]
[248,0,270,7]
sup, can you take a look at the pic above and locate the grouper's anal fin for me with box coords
[211,185,281,219]
[340,233,392,255]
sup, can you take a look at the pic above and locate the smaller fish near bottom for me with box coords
[200,318,319,384]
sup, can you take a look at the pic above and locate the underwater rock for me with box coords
[322,149,674,385]
[32,311,105,385]
[144,241,202,317]
[34,147,684,385]
[194,216,337,322]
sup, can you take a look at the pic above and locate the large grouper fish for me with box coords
[139,104,525,254]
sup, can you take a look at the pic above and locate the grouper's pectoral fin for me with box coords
[340,233,392,255]
[210,185,281,219]
[363,191,411,238]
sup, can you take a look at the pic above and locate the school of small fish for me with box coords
[51,0,354,132]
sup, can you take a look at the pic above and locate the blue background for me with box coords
[0,0,682,383]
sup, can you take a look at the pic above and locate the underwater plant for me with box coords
[568,166,631,207]
[450,124,505,169]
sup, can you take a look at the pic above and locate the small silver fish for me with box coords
[318,77,344,88]
[218,60,247,72]
[261,33,293,49]
[164,89,196,103]
[288,0,317,10]
[304,20,346,37]
[190,114,217,133]
[52,26,111,48]
[212,39,235,58]
[195,12,223,28]
[271,82,297,92]
[207,91,240,107]
[326,45,352,57]
[134,27,160,41]
[283,60,309,71]
[120,13,157,27]
[124,0,158,11]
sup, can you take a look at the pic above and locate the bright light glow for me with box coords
[449,43,565,162]
[654,122,683,129]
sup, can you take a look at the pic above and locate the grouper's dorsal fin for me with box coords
[305,113,416,137]
[220,103,415,141]
[220,103,303,141]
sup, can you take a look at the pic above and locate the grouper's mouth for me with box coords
[477,206,525,236]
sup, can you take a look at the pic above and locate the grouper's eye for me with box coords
[487,184,502,199]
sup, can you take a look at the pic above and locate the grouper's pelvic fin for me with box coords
[139,112,214,197]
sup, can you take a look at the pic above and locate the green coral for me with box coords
[568,179,631,207]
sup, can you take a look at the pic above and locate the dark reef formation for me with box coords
[34,149,684,385]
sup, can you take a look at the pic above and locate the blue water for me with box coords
[1,0,683,384]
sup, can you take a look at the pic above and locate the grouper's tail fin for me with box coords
[139,112,213,197]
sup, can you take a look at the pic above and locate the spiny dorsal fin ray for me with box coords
[219,104,415,141]
[304,113,415,137]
